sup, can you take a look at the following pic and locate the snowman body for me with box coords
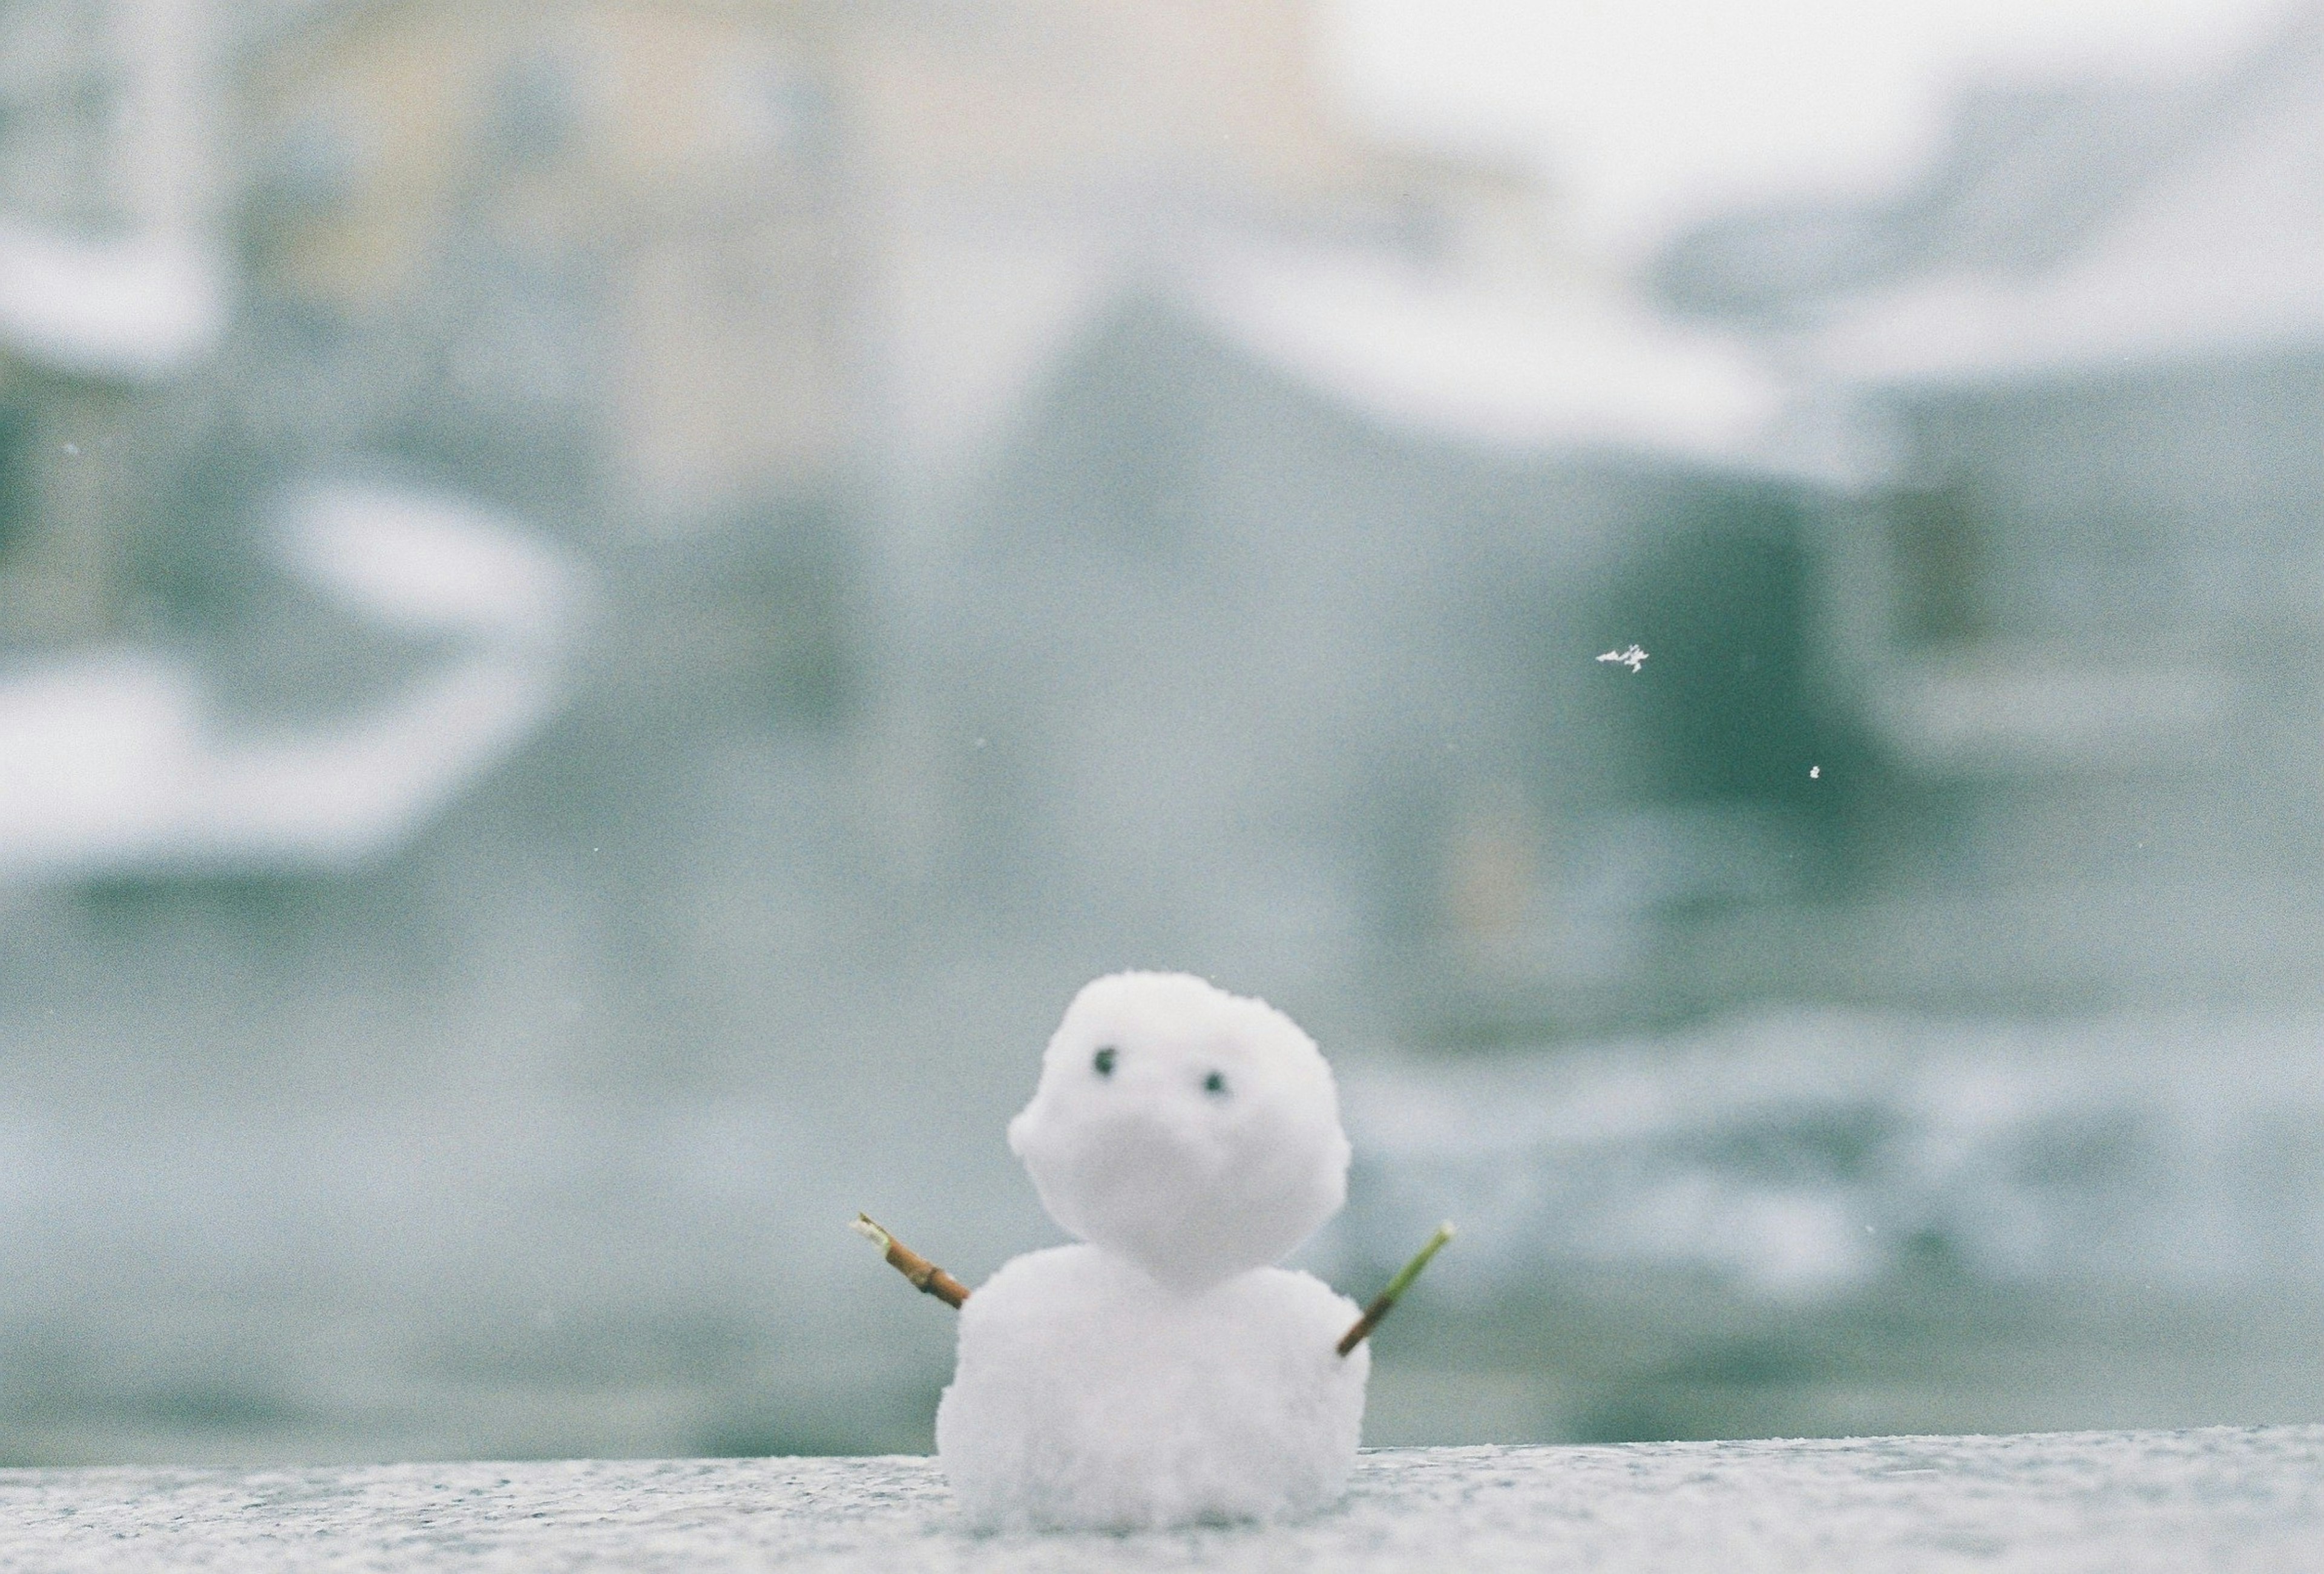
[936,1245,1366,1530]
[936,971,1367,1531]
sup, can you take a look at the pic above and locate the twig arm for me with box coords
[852,1210,1451,1356]
[1338,1222,1456,1356]
[852,1213,971,1309]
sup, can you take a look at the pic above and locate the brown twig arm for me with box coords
[851,1212,1448,1351]
[1338,1222,1456,1357]
[852,1213,971,1309]
[1336,1293,1394,1357]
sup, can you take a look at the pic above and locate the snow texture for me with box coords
[2,1430,2319,1572]
[939,972,1363,1530]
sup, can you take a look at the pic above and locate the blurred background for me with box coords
[1,0,2322,1465]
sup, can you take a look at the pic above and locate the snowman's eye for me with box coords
[1203,1070,1228,1097]
[1092,1046,1117,1078]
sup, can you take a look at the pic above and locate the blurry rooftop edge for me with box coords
[1654,2,2324,389]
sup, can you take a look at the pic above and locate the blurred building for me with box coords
[211,0,1566,735]
[0,0,1834,1044]
[0,0,222,649]
[1,0,1867,1058]
[929,245,1820,1043]
[238,0,849,528]
[228,0,1540,522]
[1658,4,2324,1012]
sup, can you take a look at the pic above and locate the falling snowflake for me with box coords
[1596,644,1648,674]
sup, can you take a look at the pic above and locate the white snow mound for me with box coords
[941,972,1364,1530]
[1008,971,1350,1290]
[936,1244,1367,1532]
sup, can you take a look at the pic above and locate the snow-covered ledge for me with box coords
[3,1428,2318,1572]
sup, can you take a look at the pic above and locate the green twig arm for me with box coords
[1338,1222,1456,1356]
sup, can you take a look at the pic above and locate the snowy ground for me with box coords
[2,1428,2319,1572]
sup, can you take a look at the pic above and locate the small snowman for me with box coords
[867,971,1405,1530]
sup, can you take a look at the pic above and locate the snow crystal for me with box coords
[939,972,1365,1530]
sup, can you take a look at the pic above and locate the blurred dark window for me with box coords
[721,53,831,165]
[1610,485,1833,810]
[491,53,577,166]
[0,0,119,231]
[254,113,362,223]
[752,500,855,729]
[1888,481,1987,647]
[0,404,30,562]
[620,499,858,732]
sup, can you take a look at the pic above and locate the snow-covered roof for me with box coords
[1808,241,2324,389]
[1654,80,2199,325]
[1806,13,2324,390]
[0,481,586,884]
[1188,252,1783,465]
[0,224,228,382]
[1667,7,2324,392]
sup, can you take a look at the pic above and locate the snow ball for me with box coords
[1008,971,1350,1290]
[936,1244,1368,1531]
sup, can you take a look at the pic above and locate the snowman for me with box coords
[921,971,1373,1530]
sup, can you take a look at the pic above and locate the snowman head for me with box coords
[1008,971,1350,1291]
